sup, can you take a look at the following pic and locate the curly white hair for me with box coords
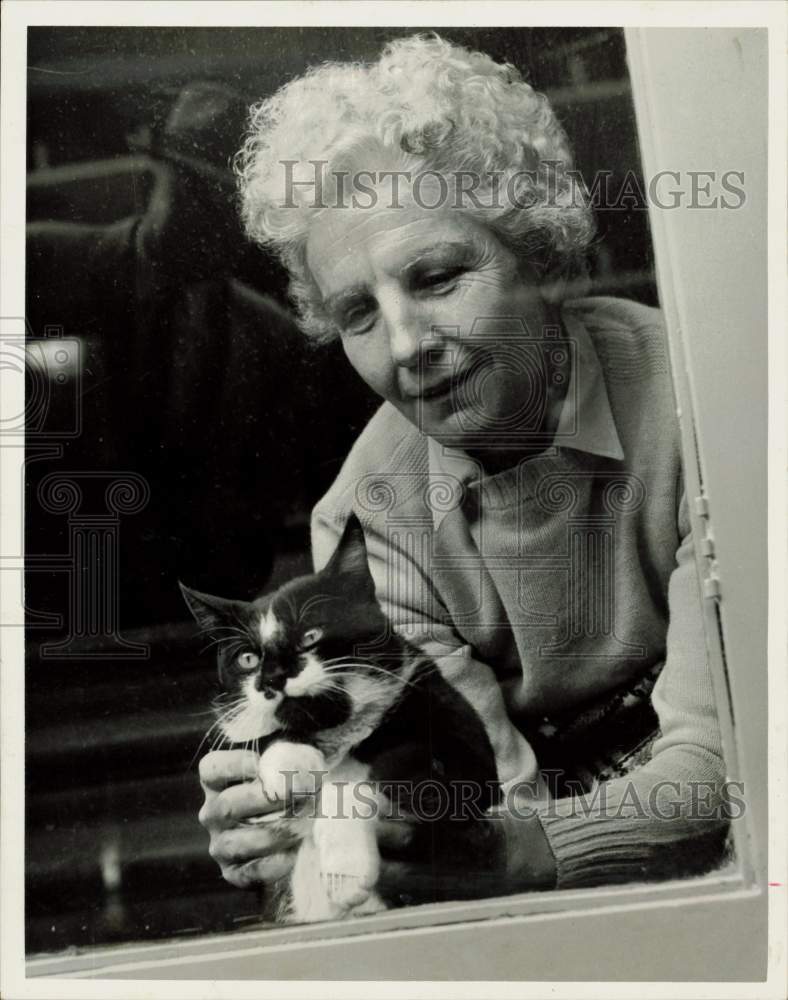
[235,33,595,341]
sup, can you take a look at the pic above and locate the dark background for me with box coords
[24,26,657,956]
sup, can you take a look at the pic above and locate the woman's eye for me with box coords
[416,268,465,293]
[341,304,376,336]
[300,628,323,649]
[237,651,260,671]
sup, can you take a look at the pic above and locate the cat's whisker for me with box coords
[195,625,251,645]
[218,701,251,724]
[322,661,424,690]
[210,694,247,711]
[200,636,245,656]
[209,726,233,754]
[321,668,402,689]
[190,714,235,769]
[205,702,252,752]
[310,678,347,697]
[319,655,404,672]
[320,653,410,667]
[208,702,247,726]
[324,653,438,680]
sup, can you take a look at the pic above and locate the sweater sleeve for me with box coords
[537,494,731,887]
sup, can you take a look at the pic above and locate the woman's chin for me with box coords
[399,396,469,440]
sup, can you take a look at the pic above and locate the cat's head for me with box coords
[180,513,406,745]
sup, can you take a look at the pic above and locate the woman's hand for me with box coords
[376,795,557,905]
[198,749,301,889]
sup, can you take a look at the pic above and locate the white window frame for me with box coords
[18,24,777,986]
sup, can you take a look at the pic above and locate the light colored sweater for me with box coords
[311,297,729,889]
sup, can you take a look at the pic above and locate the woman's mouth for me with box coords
[419,379,455,401]
[409,367,476,404]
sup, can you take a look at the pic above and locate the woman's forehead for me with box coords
[305,203,485,297]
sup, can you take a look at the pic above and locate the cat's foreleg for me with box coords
[313,758,387,915]
[289,836,340,924]
[271,751,387,921]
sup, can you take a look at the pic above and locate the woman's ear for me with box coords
[512,247,568,309]
[538,275,567,307]
[538,261,591,306]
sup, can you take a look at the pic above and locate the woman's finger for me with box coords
[214,778,287,820]
[224,852,296,888]
[200,787,297,833]
[199,749,259,790]
[208,825,300,866]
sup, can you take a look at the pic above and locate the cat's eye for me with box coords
[300,628,323,650]
[236,651,260,671]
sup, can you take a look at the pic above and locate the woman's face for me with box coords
[305,199,554,454]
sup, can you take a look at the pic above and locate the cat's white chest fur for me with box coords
[258,740,387,923]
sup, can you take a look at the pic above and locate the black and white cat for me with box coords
[181,514,501,924]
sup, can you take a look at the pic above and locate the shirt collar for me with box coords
[426,302,624,529]
[553,303,624,462]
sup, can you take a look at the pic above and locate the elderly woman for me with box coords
[198,34,729,906]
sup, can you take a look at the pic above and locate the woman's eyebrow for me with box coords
[400,240,477,273]
[322,284,371,317]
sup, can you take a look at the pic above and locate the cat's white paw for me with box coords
[290,834,388,924]
[320,872,372,910]
[348,891,387,917]
[258,741,326,803]
[313,815,380,911]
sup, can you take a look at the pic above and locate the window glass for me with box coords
[24,25,738,958]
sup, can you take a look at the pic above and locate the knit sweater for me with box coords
[311,297,729,889]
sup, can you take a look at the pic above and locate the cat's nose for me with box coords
[255,662,287,692]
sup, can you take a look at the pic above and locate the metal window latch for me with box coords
[694,493,710,518]
[694,491,721,601]
[703,570,722,600]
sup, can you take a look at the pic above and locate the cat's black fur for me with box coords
[181,513,502,918]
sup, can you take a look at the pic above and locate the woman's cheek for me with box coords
[342,333,395,398]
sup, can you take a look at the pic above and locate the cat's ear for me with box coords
[324,513,375,597]
[179,582,240,634]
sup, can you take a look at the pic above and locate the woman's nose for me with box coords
[381,295,429,369]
